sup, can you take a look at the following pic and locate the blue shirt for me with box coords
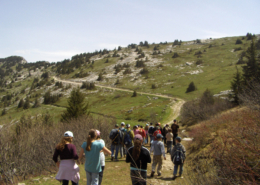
[81,141,104,173]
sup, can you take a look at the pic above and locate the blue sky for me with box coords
[0,0,259,62]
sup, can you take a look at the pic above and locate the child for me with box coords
[79,129,111,185]
[95,130,105,185]
[150,134,166,177]
[126,134,151,185]
[166,128,173,153]
[53,131,80,185]
[171,136,186,180]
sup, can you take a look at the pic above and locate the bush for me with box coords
[172,52,179,58]
[132,90,137,97]
[97,73,104,81]
[81,82,95,90]
[135,60,145,68]
[196,60,203,65]
[32,98,40,108]
[41,72,49,79]
[43,91,62,104]
[186,82,196,93]
[0,115,115,184]
[17,99,24,108]
[23,97,30,109]
[140,68,149,75]
[235,39,243,44]
[234,47,242,51]
[151,84,156,89]
[123,68,132,75]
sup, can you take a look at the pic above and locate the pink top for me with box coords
[133,129,140,135]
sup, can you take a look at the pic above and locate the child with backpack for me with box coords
[171,136,186,180]
[150,134,166,177]
[123,124,134,150]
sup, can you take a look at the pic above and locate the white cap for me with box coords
[64,131,73,137]
[121,122,125,126]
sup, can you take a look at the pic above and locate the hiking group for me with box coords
[52,120,186,185]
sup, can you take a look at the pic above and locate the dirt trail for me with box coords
[53,77,185,125]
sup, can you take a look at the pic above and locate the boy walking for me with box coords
[166,128,173,153]
[150,134,166,177]
[171,137,186,180]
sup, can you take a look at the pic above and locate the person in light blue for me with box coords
[79,129,111,185]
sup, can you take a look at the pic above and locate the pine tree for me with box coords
[18,99,24,108]
[242,39,260,82]
[1,108,6,116]
[231,68,242,105]
[33,98,40,108]
[132,90,137,97]
[61,88,89,122]
[23,97,30,109]
[186,82,196,93]
[97,73,103,81]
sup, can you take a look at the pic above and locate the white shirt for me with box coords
[96,139,105,166]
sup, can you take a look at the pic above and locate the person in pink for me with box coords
[53,131,80,185]
[133,125,140,135]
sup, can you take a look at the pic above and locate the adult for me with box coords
[109,124,123,161]
[123,124,135,150]
[95,130,105,185]
[126,134,151,185]
[148,123,154,146]
[171,119,179,146]
[53,131,80,185]
[133,125,139,135]
[119,122,126,158]
[162,124,170,144]
[144,124,149,144]
[79,129,111,185]
[139,126,146,145]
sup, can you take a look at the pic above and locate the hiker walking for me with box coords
[144,124,149,145]
[95,130,106,185]
[119,122,126,158]
[166,128,173,153]
[150,134,166,177]
[133,125,140,135]
[171,119,179,146]
[148,123,154,146]
[139,126,146,145]
[123,124,135,150]
[153,126,162,141]
[109,124,123,161]
[126,134,151,185]
[171,136,186,180]
[162,124,170,144]
[53,131,80,185]
[79,129,111,185]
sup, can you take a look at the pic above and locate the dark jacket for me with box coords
[126,146,151,170]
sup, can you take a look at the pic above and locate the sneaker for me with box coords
[150,171,155,177]
[111,156,114,161]
[172,176,177,180]
[158,172,161,176]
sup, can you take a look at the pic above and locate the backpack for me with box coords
[148,126,154,135]
[109,129,121,145]
[172,145,185,164]
[153,130,160,139]
[124,131,132,145]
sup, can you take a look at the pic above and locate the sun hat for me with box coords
[156,134,163,138]
[157,122,161,126]
[96,130,101,136]
[64,131,73,137]
[121,122,125,126]
[175,136,182,142]
[146,124,149,126]
[134,134,143,141]
[115,124,119,127]
[126,124,131,128]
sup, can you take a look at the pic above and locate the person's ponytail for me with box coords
[132,139,142,161]
[86,129,97,151]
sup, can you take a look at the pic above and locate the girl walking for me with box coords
[79,129,111,185]
[95,130,106,185]
[126,134,151,185]
[53,131,80,185]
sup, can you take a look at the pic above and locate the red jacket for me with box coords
[153,130,161,140]
[139,129,146,138]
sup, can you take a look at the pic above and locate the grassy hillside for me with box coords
[0,34,256,127]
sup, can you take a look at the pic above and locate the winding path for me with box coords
[53,77,185,125]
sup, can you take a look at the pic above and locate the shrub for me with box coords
[81,82,95,90]
[140,68,149,75]
[32,98,40,108]
[43,91,62,104]
[186,82,196,93]
[0,115,115,184]
[132,90,137,97]
[114,79,120,85]
[135,60,145,68]
[1,108,6,116]
[235,39,243,44]
[17,99,24,108]
[151,84,156,89]
[234,47,242,51]
[41,72,49,79]
[172,52,179,58]
[196,60,203,65]
[123,68,132,75]
[97,73,104,81]
[23,97,30,109]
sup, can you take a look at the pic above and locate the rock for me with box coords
[18,183,26,185]
[32,178,40,182]
[43,177,50,181]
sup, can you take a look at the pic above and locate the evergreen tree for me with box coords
[33,98,40,108]
[1,108,6,116]
[132,90,137,97]
[18,99,24,108]
[23,97,30,109]
[97,73,103,81]
[61,88,89,122]
[231,68,242,105]
[186,82,196,93]
[200,89,214,105]
[242,39,260,82]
